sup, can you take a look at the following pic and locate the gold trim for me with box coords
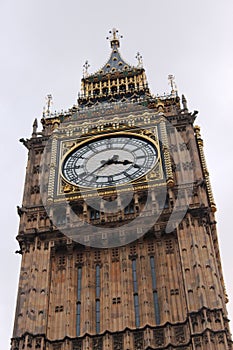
[159,120,174,186]
[194,125,216,211]
[47,136,58,202]
[61,181,167,202]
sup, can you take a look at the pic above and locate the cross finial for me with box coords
[83,60,90,78]
[106,28,123,49]
[168,74,178,96]
[43,94,53,118]
[136,52,143,68]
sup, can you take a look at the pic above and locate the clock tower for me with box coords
[11,29,232,350]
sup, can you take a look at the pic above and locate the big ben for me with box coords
[11,29,232,350]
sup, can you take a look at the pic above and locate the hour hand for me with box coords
[112,159,132,165]
[112,159,141,168]
[91,155,119,174]
[133,164,141,168]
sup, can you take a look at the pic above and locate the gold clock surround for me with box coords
[60,131,161,190]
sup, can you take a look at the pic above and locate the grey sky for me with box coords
[1,0,233,348]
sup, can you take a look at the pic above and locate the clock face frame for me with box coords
[61,133,159,188]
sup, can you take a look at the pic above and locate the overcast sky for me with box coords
[1,0,233,348]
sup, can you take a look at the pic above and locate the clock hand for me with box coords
[90,161,109,174]
[133,164,141,168]
[87,155,119,176]
[83,156,139,180]
[111,159,141,168]
[112,159,132,165]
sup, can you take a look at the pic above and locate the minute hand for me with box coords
[89,161,109,175]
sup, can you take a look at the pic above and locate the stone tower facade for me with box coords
[11,30,232,350]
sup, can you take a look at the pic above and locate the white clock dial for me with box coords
[62,134,158,188]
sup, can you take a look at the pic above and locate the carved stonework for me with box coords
[194,336,202,348]
[165,239,174,254]
[56,255,66,270]
[27,335,33,347]
[134,331,144,349]
[53,344,62,350]
[154,329,165,347]
[191,314,198,329]
[35,337,42,348]
[217,333,225,344]
[210,333,215,344]
[113,334,123,350]
[30,185,40,194]
[214,310,221,323]
[203,333,209,344]
[73,339,82,350]
[11,339,19,350]
[93,337,103,350]
[174,325,186,344]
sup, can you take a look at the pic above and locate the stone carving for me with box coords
[30,185,40,194]
[174,325,185,344]
[33,165,41,174]
[154,329,165,346]
[113,334,123,350]
[11,339,19,350]
[93,337,103,350]
[203,334,209,344]
[27,335,33,347]
[72,339,82,350]
[134,331,144,349]
[165,239,174,254]
[214,310,221,323]
[53,344,62,350]
[194,336,202,347]
[217,333,225,344]
[170,144,178,152]
[191,314,198,328]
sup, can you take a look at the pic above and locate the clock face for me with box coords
[62,134,158,188]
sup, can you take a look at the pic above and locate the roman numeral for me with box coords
[87,145,97,153]
[123,171,133,179]
[65,165,83,171]
[79,172,87,178]
[108,176,113,183]
[121,138,131,149]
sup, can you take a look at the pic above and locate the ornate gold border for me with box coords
[59,130,161,191]
[194,125,216,212]
[159,120,174,187]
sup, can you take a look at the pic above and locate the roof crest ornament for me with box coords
[83,60,90,78]
[168,74,178,96]
[136,52,143,68]
[43,94,53,118]
[106,28,123,49]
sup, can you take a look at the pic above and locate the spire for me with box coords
[106,28,123,49]
[78,29,150,106]
[32,118,38,136]
[182,94,188,111]
[87,28,134,77]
